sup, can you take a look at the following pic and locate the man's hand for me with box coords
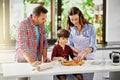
[43,57,51,63]
[31,61,42,67]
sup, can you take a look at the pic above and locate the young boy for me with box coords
[51,29,83,80]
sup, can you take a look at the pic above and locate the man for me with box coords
[15,6,51,67]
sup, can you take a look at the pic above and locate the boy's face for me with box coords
[58,37,68,45]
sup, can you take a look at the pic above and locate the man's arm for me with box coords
[22,52,41,66]
[42,48,51,62]
[22,52,34,64]
[42,48,47,59]
[42,26,51,62]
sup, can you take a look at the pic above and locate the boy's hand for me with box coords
[59,57,67,62]
[77,51,86,61]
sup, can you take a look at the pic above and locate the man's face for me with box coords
[35,13,47,26]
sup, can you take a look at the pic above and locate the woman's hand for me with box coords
[73,57,78,62]
[76,51,87,61]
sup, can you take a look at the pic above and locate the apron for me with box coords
[72,35,95,60]
[72,35,94,80]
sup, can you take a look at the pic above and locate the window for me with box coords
[0,0,15,46]
[61,0,104,43]
[10,0,52,39]
[10,0,24,41]
[0,0,105,46]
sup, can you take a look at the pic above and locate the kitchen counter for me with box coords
[2,59,120,80]
[97,44,120,50]
[0,44,120,80]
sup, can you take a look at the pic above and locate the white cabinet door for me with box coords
[30,75,53,80]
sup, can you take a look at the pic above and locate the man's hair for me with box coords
[57,29,70,38]
[32,6,48,16]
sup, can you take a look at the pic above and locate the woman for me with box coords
[67,7,97,80]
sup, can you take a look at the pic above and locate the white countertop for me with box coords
[2,59,120,78]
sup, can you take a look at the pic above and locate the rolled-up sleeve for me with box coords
[89,25,97,52]
[68,33,74,47]
[16,22,30,54]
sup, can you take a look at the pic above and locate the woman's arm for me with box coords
[70,46,81,54]
[88,25,97,52]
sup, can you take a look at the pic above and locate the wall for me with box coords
[106,0,120,42]
[0,0,4,43]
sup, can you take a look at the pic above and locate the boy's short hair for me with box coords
[57,29,70,38]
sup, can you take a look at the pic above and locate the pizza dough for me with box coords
[61,61,84,66]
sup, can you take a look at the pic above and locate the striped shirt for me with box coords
[15,15,48,62]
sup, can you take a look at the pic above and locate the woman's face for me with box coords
[69,14,80,26]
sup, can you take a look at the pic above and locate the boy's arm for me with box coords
[51,46,66,61]
[69,46,76,60]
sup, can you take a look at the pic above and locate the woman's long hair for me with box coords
[67,7,90,30]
